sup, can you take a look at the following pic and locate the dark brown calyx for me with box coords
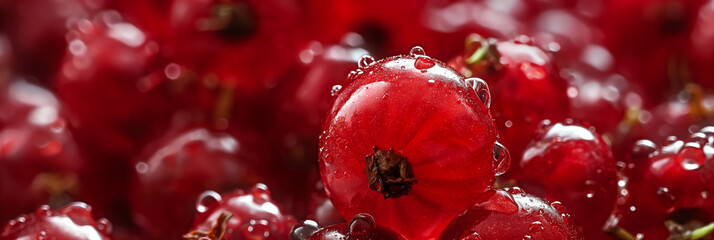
[183,212,233,240]
[462,33,501,76]
[365,147,417,199]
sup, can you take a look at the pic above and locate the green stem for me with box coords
[689,222,714,240]
[465,42,489,65]
[605,226,638,240]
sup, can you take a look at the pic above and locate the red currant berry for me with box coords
[439,188,580,240]
[54,10,171,157]
[185,184,296,240]
[449,35,569,177]
[0,80,84,223]
[517,120,618,239]
[293,213,405,240]
[3,0,105,79]
[130,126,273,239]
[166,0,306,99]
[605,127,714,239]
[320,47,504,239]
[1,202,112,239]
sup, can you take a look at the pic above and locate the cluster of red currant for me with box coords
[0,0,713,239]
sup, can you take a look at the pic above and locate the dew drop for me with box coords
[509,187,524,194]
[252,183,271,204]
[290,220,320,240]
[36,205,51,216]
[465,78,492,108]
[529,221,544,233]
[414,56,436,70]
[196,190,222,213]
[459,232,482,240]
[164,63,182,80]
[428,79,436,84]
[656,187,675,207]
[241,219,271,239]
[348,213,375,237]
[702,191,710,199]
[347,70,356,80]
[97,218,113,235]
[38,231,47,240]
[492,141,511,176]
[358,55,375,68]
[331,85,342,96]
[409,46,425,56]
[550,201,566,214]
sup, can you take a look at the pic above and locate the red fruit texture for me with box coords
[0,80,85,224]
[606,127,714,239]
[166,0,307,99]
[54,10,171,157]
[517,120,618,239]
[185,184,296,240]
[292,213,405,240]
[439,187,580,240]
[1,202,113,240]
[449,35,569,177]
[130,126,274,239]
[319,47,502,239]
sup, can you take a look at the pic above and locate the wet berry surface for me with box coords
[1,1,714,240]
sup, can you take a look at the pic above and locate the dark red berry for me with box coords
[689,0,714,90]
[0,80,85,223]
[1,202,112,239]
[130,126,273,239]
[449,35,569,177]
[516,120,618,239]
[293,213,405,240]
[439,188,580,240]
[320,47,503,239]
[185,184,296,240]
[605,127,714,239]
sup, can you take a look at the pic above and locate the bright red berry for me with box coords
[516,120,618,239]
[130,126,274,239]
[439,188,580,240]
[166,0,306,99]
[0,202,113,239]
[291,213,406,240]
[319,47,504,239]
[184,184,296,240]
[449,35,569,177]
[0,80,85,224]
[605,127,714,239]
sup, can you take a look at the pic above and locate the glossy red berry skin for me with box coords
[54,11,171,157]
[517,120,618,239]
[130,126,273,239]
[320,49,500,240]
[690,0,714,90]
[607,127,714,239]
[0,80,85,224]
[167,0,306,99]
[449,36,569,177]
[294,213,405,240]
[0,202,113,239]
[186,184,296,240]
[439,188,580,240]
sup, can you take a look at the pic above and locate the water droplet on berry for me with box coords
[252,183,271,204]
[38,231,47,240]
[459,232,482,240]
[492,141,511,176]
[97,218,113,234]
[290,220,320,240]
[631,140,657,159]
[358,55,375,68]
[550,201,566,214]
[331,85,342,96]
[410,46,425,56]
[414,57,436,70]
[656,187,676,208]
[509,187,525,194]
[196,190,222,213]
[348,213,375,237]
[242,219,271,239]
[465,78,491,108]
[677,145,705,170]
[702,191,710,199]
[528,221,544,233]
[36,205,51,216]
